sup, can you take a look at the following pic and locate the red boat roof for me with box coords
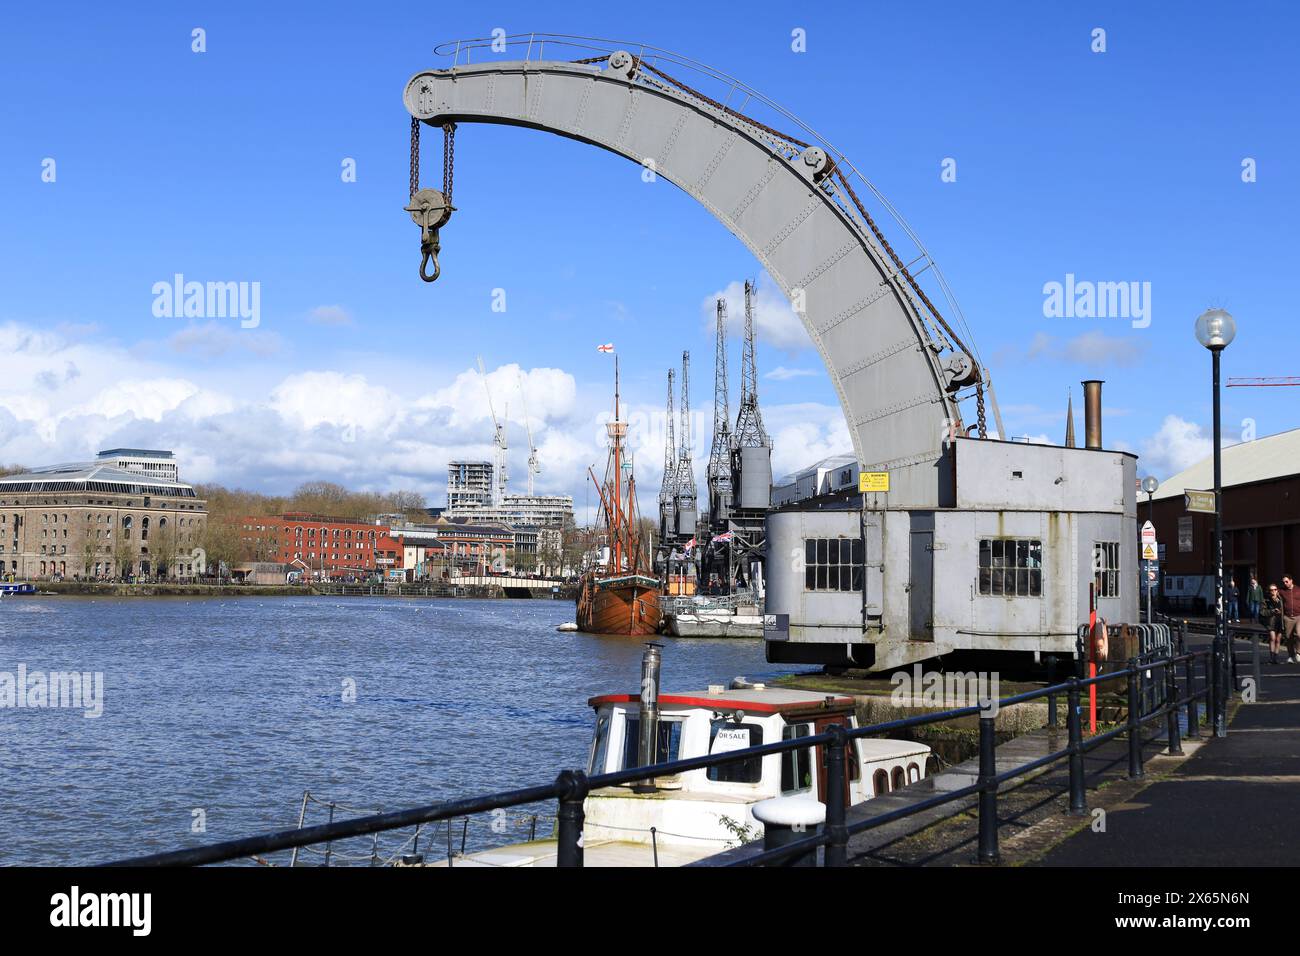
[588,687,855,714]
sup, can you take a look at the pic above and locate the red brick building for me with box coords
[239,513,385,579]
[1141,427,1300,612]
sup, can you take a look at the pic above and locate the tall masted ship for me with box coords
[576,358,663,636]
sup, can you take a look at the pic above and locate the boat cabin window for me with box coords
[873,769,890,796]
[892,767,906,790]
[706,719,764,784]
[588,714,611,775]
[907,762,920,783]
[621,716,683,769]
[781,723,814,795]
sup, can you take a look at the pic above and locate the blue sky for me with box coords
[1,1,1296,511]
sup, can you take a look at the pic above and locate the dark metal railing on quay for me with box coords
[106,646,1221,869]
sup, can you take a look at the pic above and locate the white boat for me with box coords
[668,609,763,638]
[442,682,930,867]
[663,594,764,638]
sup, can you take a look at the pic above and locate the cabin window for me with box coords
[803,538,864,592]
[621,716,683,769]
[781,724,814,795]
[873,769,890,796]
[588,714,611,775]
[1093,541,1120,598]
[978,538,1042,596]
[907,762,920,783]
[706,720,764,783]
[891,767,906,790]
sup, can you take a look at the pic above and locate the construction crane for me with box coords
[1227,377,1300,388]
[516,372,541,496]
[476,356,508,505]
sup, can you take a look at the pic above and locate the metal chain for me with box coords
[409,117,420,201]
[976,384,988,438]
[581,50,979,388]
[442,122,456,206]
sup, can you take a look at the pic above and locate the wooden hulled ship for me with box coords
[576,359,663,636]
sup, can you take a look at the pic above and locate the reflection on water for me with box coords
[0,596,789,864]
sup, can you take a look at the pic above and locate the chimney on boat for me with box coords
[635,643,663,792]
[1082,380,1103,450]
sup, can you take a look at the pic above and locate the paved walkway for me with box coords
[1039,665,1300,866]
[700,641,1299,866]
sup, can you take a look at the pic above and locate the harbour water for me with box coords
[0,596,787,865]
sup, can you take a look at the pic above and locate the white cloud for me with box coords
[1139,415,1215,479]
[1021,330,1147,367]
[703,272,813,353]
[270,372,402,434]
[423,364,577,434]
[307,305,353,326]
[169,321,281,357]
[766,366,820,381]
[0,318,858,513]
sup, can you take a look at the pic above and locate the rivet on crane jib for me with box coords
[405,115,456,282]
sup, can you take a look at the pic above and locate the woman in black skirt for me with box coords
[1264,583,1285,664]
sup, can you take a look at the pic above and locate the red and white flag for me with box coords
[596,343,614,353]
[713,531,735,544]
[683,537,697,552]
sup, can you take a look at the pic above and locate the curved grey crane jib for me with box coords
[403,53,976,508]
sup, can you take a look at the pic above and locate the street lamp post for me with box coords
[1195,308,1236,738]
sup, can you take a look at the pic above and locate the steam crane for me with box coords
[517,372,541,496]
[706,298,733,528]
[675,350,699,541]
[476,356,508,506]
[725,279,773,593]
[657,367,677,552]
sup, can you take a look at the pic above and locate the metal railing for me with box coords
[105,639,1236,868]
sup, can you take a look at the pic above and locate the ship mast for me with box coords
[608,356,625,572]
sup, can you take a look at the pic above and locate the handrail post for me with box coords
[823,725,849,867]
[323,801,335,867]
[1185,654,1200,738]
[976,714,1001,863]
[1251,631,1261,694]
[1066,678,1087,816]
[1046,655,1058,729]
[1126,660,1144,778]
[555,769,590,867]
[1165,659,1183,756]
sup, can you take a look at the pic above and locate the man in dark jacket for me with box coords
[1278,576,1300,663]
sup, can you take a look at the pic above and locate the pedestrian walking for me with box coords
[1264,583,1285,664]
[1278,575,1300,663]
[1247,575,1264,623]
[1226,577,1240,622]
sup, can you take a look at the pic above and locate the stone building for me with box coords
[0,459,207,580]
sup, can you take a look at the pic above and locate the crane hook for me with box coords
[418,232,441,283]
[404,187,452,284]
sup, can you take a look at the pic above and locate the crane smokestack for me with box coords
[1082,380,1103,450]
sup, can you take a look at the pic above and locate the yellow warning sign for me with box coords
[859,472,890,493]
[1141,543,1158,561]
